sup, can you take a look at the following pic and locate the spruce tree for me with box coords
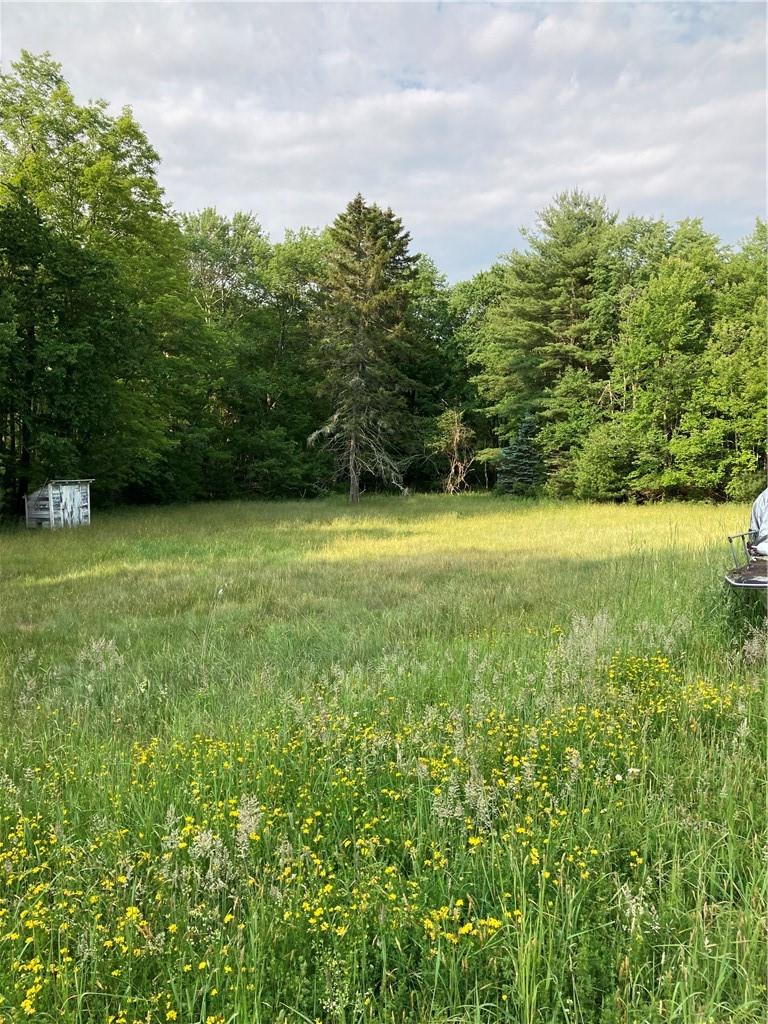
[496,417,545,496]
[310,194,417,502]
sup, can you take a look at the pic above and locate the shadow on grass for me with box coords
[1,545,744,673]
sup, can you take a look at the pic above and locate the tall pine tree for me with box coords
[310,195,417,502]
[472,191,614,439]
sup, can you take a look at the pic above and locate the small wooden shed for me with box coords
[24,479,94,529]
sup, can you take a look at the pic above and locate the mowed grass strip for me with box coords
[0,496,764,1023]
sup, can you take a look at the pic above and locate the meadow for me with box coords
[0,495,764,1024]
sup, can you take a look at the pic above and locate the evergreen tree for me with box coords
[588,216,672,362]
[496,417,545,496]
[310,195,417,503]
[0,52,763,510]
[473,191,615,438]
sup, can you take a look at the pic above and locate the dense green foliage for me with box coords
[0,53,764,518]
[0,498,764,1021]
[0,52,217,511]
[496,417,545,496]
[310,195,418,502]
[470,197,766,502]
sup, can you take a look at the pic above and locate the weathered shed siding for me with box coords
[24,480,93,529]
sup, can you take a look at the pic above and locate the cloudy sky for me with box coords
[1,2,765,280]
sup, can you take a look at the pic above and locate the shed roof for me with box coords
[43,479,95,485]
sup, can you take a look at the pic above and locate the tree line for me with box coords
[0,52,765,518]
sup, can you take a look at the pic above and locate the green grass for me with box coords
[0,495,764,1023]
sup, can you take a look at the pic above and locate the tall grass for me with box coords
[0,496,764,1023]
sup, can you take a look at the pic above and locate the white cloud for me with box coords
[533,10,613,57]
[0,1,764,280]
[470,11,533,57]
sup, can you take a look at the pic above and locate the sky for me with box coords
[1,1,765,282]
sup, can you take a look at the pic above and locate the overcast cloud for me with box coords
[1,1,765,280]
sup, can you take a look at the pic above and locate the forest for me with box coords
[0,51,765,519]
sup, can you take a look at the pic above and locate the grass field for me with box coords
[0,495,764,1024]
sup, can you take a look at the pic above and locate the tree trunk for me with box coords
[348,436,360,503]
[14,322,36,515]
[15,416,31,516]
[3,410,17,516]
